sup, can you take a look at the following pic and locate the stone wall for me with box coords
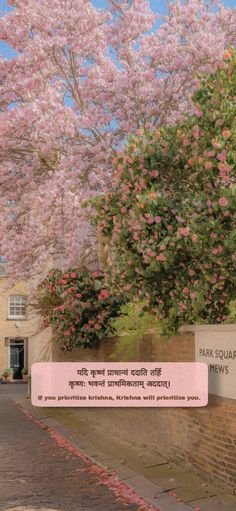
[52,331,236,490]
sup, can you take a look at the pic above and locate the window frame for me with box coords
[8,294,27,320]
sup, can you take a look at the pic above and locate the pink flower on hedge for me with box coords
[205,161,213,170]
[211,276,217,284]
[124,284,132,291]
[76,293,82,298]
[156,253,166,262]
[154,216,162,224]
[192,125,200,139]
[64,330,70,336]
[150,170,159,177]
[218,162,231,172]
[176,215,184,223]
[222,130,231,140]
[183,287,189,294]
[192,234,198,243]
[219,197,228,207]
[94,323,101,330]
[100,289,110,298]
[70,272,77,278]
[179,227,190,237]
[212,139,221,149]
[221,175,229,183]
[92,271,100,278]
[207,150,215,157]
[61,279,68,285]
[54,304,64,312]
[217,150,227,161]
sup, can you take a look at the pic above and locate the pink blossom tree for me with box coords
[0,0,235,280]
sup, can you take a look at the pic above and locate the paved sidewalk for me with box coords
[0,385,153,511]
[0,386,236,511]
[15,389,236,511]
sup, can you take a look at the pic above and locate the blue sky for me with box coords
[0,0,235,59]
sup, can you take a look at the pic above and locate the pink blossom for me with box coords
[217,150,227,161]
[222,130,231,140]
[92,271,101,278]
[218,162,232,174]
[0,0,234,282]
[179,227,190,237]
[219,197,228,207]
[211,139,221,149]
[55,304,65,312]
[100,289,110,298]
[207,150,215,157]
[183,287,189,294]
[192,125,200,139]
[150,170,159,177]
[156,253,166,262]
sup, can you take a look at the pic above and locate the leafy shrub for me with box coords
[35,269,127,350]
[95,50,236,335]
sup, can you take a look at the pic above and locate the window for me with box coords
[9,295,27,319]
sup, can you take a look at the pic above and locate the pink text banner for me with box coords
[31,362,208,407]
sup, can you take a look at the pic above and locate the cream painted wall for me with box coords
[0,276,52,376]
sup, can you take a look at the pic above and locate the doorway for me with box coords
[9,339,25,380]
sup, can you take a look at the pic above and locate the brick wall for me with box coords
[52,331,236,490]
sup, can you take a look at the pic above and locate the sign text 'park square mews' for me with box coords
[194,324,236,400]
